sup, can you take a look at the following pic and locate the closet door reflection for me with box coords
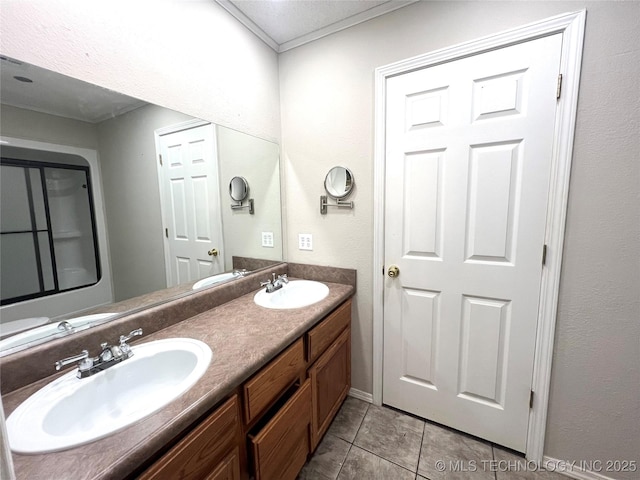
[0,160,100,304]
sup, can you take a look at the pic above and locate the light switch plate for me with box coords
[298,233,313,251]
[261,232,274,248]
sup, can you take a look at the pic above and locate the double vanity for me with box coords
[1,263,356,480]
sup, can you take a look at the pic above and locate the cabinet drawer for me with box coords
[243,338,305,424]
[141,395,240,480]
[306,299,351,364]
[249,379,311,480]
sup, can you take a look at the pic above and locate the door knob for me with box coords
[208,248,219,257]
[387,265,400,278]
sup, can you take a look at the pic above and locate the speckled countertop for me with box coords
[3,280,354,480]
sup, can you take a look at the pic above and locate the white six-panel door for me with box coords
[158,124,224,287]
[383,34,563,452]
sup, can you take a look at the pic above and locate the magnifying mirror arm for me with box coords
[320,195,354,215]
[231,198,255,214]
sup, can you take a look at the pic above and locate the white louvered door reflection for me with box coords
[382,34,562,452]
[159,124,224,287]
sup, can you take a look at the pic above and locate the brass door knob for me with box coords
[208,248,219,257]
[387,265,400,278]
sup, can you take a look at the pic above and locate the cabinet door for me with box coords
[250,379,311,480]
[140,395,240,480]
[205,447,241,480]
[309,326,351,451]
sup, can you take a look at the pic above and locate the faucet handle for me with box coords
[55,350,89,371]
[119,328,143,345]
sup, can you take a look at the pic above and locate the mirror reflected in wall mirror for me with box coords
[229,176,254,214]
[0,55,284,355]
[229,176,249,202]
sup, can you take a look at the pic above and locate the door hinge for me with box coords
[159,154,163,166]
[556,74,563,99]
[529,390,535,409]
[542,244,548,266]
[165,228,168,238]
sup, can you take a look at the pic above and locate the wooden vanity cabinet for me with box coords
[142,298,352,480]
[245,298,352,479]
[140,395,242,480]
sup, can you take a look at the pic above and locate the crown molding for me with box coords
[215,0,418,53]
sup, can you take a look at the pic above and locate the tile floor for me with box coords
[298,396,568,480]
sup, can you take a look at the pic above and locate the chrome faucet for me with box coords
[54,328,143,379]
[57,320,74,333]
[260,273,289,293]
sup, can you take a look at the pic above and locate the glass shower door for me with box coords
[0,160,100,305]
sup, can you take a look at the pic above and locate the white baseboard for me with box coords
[543,456,619,480]
[348,388,373,403]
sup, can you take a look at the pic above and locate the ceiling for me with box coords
[0,56,146,124]
[217,0,417,52]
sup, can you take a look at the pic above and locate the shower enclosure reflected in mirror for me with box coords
[0,56,283,353]
[1,156,100,305]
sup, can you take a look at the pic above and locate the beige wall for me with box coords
[0,0,281,143]
[217,126,283,268]
[279,0,639,474]
[0,104,98,149]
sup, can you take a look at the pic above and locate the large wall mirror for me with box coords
[0,56,283,354]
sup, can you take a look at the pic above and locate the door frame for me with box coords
[372,10,586,460]
[154,118,220,287]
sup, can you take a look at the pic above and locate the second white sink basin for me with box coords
[6,337,212,454]
[254,280,329,309]
[0,313,118,356]
[192,272,237,290]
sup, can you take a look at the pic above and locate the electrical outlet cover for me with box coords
[261,232,274,248]
[298,233,313,251]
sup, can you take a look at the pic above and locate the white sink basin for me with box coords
[6,337,212,454]
[192,272,237,290]
[0,313,118,356]
[254,280,329,309]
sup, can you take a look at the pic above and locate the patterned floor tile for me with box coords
[327,396,370,443]
[353,404,424,472]
[418,421,494,480]
[298,434,351,480]
[337,445,415,480]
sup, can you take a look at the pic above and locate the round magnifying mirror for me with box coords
[229,176,249,202]
[324,166,354,199]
